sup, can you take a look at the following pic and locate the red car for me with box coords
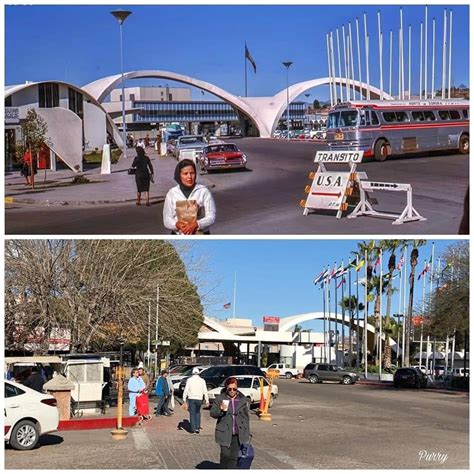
[198,143,247,173]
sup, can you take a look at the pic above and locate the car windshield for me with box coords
[200,366,223,377]
[181,137,203,144]
[219,377,253,389]
[327,110,359,128]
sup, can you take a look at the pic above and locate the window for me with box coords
[234,366,246,376]
[246,366,262,375]
[5,95,12,107]
[395,112,409,122]
[5,382,24,398]
[424,111,436,121]
[130,94,135,102]
[68,88,83,118]
[339,111,358,127]
[359,111,366,126]
[371,111,380,125]
[438,110,450,120]
[38,82,59,108]
[412,111,424,122]
[317,364,329,371]
[382,112,397,123]
[449,110,461,120]
[462,109,469,119]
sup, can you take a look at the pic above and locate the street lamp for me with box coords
[282,61,293,140]
[110,9,132,158]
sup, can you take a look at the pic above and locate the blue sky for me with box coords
[180,239,464,332]
[5,4,469,101]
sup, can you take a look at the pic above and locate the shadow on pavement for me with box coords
[195,460,220,469]
[177,419,193,433]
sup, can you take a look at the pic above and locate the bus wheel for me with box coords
[459,134,469,154]
[374,140,390,162]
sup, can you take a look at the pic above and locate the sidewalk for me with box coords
[5,148,214,206]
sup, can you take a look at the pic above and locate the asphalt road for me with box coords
[5,380,468,469]
[5,138,468,235]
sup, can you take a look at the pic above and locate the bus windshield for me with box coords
[327,110,359,128]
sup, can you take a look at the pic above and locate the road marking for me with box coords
[132,428,153,450]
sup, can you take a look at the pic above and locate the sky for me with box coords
[5,4,470,101]
[179,239,464,333]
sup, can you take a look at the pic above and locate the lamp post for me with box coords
[110,9,132,158]
[111,337,127,440]
[282,61,293,140]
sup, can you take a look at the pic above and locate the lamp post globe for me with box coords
[111,10,132,158]
[282,61,293,140]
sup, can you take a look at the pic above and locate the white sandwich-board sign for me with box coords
[305,172,350,210]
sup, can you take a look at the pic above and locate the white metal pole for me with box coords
[396,258,403,364]
[425,335,430,370]
[402,246,408,364]
[431,18,436,99]
[349,23,356,100]
[398,28,402,99]
[448,10,453,98]
[326,34,334,107]
[155,284,159,376]
[389,30,393,98]
[420,265,426,368]
[429,242,435,316]
[330,33,338,103]
[364,13,370,100]
[424,5,428,99]
[336,29,343,102]
[147,300,151,367]
[232,271,237,320]
[377,11,384,100]
[400,8,405,100]
[356,18,363,99]
[445,334,449,374]
[408,25,412,100]
[451,330,456,370]
[379,249,383,376]
[364,250,368,378]
[441,9,447,99]
[346,34,353,101]
[342,25,349,101]
[419,22,423,99]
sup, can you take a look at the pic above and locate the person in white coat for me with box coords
[182,367,209,434]
[163,159,216,235]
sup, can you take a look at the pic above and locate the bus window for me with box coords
[438,110,450,120]
[412,111,424,122]
[462,109,469,119]
[327,112,339,129]
[382,112,397,123]
[339,111,358,127]
[371,111,380,125]
[424,111,436,121]
[359,111,367,126]
[395,112,409,122]
[449,110,461,120]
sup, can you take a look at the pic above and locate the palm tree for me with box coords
[340,295,364,367]
[404,239,427,366]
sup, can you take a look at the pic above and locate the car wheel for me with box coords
[285,372,293,379]
[459,134,469,154]
[342,376,352,385]
[374,139,390,162]
[309,375,318,384]
[10,420,40,451]
[268,394,275,408]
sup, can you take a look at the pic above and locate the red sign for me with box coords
[413,316,424,327]
[263,316,280,324]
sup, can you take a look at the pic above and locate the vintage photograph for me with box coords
[4,4,469,235]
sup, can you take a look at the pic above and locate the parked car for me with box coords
[260,363,301,379]
[170,365,210,392]
[178,365,265,395]
[303,363,359,385]
[173,135,206,159]
[207,375,278,408]
[5,380,60,450]
[198,143,247,173]
[393,367,428,389]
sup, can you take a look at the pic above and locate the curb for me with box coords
[58,415,139,431]
[5,195,167,207]
[357,380,469,396]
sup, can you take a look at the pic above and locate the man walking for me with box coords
[182,367,209,434]
[155,369,171,416]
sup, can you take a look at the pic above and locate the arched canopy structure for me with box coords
[84,71,392,138]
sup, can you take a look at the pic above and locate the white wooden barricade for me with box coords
[348,181,426,225]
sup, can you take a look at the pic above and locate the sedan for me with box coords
[207,375,278,408]
[5,380,59,450]
[198,143,247,173]
[393,367,428,389]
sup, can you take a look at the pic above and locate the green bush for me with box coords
[83,149,121,165]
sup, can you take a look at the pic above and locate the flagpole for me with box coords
[364,250,368,378]
[429,242,435,315]
[420,262,426,370]
[355,254,360,371]
[232,272,237,320]
[334,268,338,365]
[322,275,326,364]
[379,248,383,377]
[396,253,403,366]
[328,266,333,362]
[341,260,346,361]
[244,43,248,97]
[348,259,353,368]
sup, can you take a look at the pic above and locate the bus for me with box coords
[325,100,469,161]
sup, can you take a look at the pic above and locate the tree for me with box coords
[313,99,321,109]
[5,240,204,354]
[16,109,52,188]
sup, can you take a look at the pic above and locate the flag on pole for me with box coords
[245,44,257,73]
[373,256,381,273]
[335,264,347,278]
[223,302,231,309]
[355,259,365,272]
[328,263,337,282]
[336,277,346,289]
[396,255,405,271]
[314,268,329,285]
[417,260,431,280]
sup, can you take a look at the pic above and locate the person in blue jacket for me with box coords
[128,368,146,416]
[155,369,171,416]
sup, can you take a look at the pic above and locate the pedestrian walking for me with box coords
[182,367,209,434]
[21,150,37,186]
[155,369,171,416]
[130,146,154,206]
[166,371,175,412]
[163,159,216,235]
[210,377,251,469]
[138,367,151,391]
[127,368,146,417]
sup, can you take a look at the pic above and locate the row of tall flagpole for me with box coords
[315,242,452,378]
[325,7,454,106]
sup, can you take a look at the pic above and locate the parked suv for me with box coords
[178,365,265,395]
[303,363,359,385]
[393,367,428,389]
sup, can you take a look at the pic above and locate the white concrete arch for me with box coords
[202,316,237,337]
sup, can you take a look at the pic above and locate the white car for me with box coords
[171,366,209,392]
[207,375,278,408]
[5,380,60,450]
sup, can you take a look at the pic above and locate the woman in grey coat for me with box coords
[210,377,250,469]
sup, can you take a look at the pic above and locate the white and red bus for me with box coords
[326,100,469,161]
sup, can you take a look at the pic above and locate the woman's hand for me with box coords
[176,220,199,235]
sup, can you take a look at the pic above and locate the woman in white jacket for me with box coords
[163,159,216,234]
